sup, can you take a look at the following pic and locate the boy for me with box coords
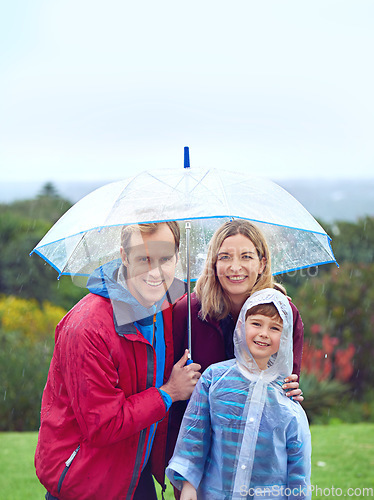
[166,288,311,500]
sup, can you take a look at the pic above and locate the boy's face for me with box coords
[245,313,283,370]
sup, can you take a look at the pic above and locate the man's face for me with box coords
[120,224,178,308]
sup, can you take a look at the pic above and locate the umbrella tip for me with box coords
[184,146,190,169]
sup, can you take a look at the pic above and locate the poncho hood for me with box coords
[234,288,293,381]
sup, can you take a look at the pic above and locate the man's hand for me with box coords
[160,350,201,402]
[180,481,197,500]
[283,373,304,402]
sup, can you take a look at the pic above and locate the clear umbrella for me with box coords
[31,148,337,352]
[31,150,336,279]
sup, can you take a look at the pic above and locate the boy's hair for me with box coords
[121,221,180,254]
[245,302,282,323]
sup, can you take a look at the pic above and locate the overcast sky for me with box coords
[1,0,374,184]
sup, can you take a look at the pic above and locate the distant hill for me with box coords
[1,178,373,223]
[277,178,374,223]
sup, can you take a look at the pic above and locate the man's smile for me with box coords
[144,279,164,287]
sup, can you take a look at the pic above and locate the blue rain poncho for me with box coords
[166,288,311,500]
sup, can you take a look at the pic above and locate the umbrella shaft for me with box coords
[185,221,192,358]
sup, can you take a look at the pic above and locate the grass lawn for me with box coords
[1,424,373,499]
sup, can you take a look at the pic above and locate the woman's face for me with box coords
[215,233,266,303]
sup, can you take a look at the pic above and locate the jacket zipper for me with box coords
[57,445,80,493]
[65,445,80,466]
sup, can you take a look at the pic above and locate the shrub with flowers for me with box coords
[0,295,66,343]
[302,324,355,383]
[0,296,66,431]
[292,261,374,423]
[295,262,374,393]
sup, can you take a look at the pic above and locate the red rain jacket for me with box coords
[35,293,173,500]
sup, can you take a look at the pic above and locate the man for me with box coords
[35,221,201,500]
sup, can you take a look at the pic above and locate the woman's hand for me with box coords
[181,481,197,500]
[283,374,304,402]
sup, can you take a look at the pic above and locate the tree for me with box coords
[0,193,86,309]
[324,217,374,265]
[278,216,374,298]
[8,189,71,224]
[38,182,60,198]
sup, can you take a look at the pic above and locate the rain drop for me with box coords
[3,390,6,401]
[324,354,328,359]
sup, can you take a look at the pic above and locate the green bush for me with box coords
[0,329,54,431]
[300,372,374,424]
[300,372,348,423]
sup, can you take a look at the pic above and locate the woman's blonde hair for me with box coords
[195,219,285,321]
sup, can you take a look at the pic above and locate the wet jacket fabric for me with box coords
[166,289,311,500]
[35,260,174,500]
[167,291,304,465]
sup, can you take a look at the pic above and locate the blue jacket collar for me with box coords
[87,259,164,327]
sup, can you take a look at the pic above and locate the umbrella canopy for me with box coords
[31,165,337,282]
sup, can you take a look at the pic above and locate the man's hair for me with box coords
[245,303,282,323]
[120,221,180,253]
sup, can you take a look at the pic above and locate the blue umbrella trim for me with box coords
[32,214,334,251]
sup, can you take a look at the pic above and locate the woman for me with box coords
[167,220,304,473]
[173,219,304,377]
